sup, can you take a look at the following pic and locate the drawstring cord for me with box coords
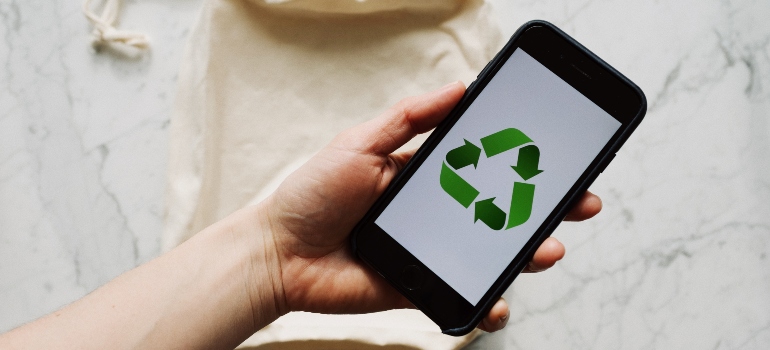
[82,0,150,50]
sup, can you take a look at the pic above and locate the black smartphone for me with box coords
[351,20,647,336]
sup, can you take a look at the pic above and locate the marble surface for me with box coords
[1,0,769,349]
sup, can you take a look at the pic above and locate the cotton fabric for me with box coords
[164,0,503,347]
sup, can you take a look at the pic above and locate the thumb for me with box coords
[340,81,466,156]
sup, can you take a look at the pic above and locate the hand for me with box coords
[0,82,601,350]
[257,81,602,333]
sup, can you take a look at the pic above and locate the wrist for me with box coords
[236,202,288,326]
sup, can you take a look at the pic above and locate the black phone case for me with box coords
[351,20,647,336]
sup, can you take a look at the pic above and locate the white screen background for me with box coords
[376,49,621,305]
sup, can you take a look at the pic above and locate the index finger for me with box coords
[342,81,466,156]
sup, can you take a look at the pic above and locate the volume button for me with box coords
[477,60,494,78]
[467,79,478,91]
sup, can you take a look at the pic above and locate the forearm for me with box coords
[0,206,282,350]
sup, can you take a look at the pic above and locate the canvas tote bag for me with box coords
[164,0,503,348]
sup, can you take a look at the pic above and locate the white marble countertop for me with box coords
[2,0,769,348]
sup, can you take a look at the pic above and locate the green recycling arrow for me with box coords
[440,127,542,231]
[507,182,535,229]
[511,145,543,181]
[440,162,479,208]
[475,198,506,230]
[480,128,532,158]
[446,139,481,169]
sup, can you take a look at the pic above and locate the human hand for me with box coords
[256,81,602,333]
[0,83,600,350]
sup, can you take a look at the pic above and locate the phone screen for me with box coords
[374,48,622,305]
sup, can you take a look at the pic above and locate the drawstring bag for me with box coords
[163,0,503,348]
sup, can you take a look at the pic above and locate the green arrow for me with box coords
[440,162,480,208]
[507,182,535,229]
[474,198,506,230]
[446,139,481,170]
[511,145,543,180]
[480,128,532,158]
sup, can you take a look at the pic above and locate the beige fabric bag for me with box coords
[164,0,503,348]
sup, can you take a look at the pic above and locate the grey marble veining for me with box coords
[1,0,769,349]
[0,0,200,330]
[469,0,770,349]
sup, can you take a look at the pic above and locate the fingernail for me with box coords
[499,313,508,324]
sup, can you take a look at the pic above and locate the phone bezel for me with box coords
[351,20,647,336]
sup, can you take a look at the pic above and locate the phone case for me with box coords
[352,20,647,336]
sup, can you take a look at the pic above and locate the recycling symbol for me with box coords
[440,128,543,230]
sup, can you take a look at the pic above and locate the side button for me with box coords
[477,60,494,78]
[467,80,477,91]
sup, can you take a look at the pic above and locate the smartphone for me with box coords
[351,20,647,336]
